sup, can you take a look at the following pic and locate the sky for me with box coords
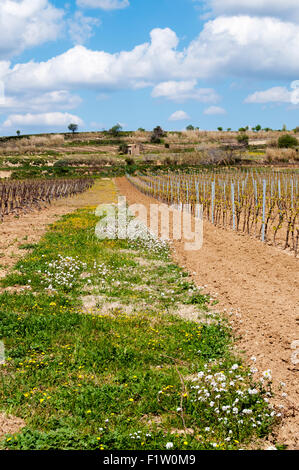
[0,0,299,135]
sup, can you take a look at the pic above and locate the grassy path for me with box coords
[0,179,279,450]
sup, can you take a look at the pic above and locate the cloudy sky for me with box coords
[0,0,299,135]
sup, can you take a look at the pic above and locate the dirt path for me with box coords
[116,176,299,449]
[0,179,117,279]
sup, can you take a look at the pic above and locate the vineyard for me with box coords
[127,169,299,256]
[0,178,94,220]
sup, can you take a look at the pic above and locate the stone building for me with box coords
[127,143,144,155]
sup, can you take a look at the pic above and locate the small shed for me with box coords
[127,143,144,155]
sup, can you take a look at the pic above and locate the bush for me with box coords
[150,126,165,144]
[54,160,69,168]
[119,143,129,154]
[278,134,298,148]
[265,148,298,163]
[237,134,249,146]
[125,157,134,165]
[150,135,161,144]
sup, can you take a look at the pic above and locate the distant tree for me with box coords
[278,134,298,148]
[109,123,122,137]
[282,124,287,131]
[264,127,271,132]
[217,127,223,131]
[238,127,246,132]
[16,130,21,137]
[68,123,78,134]
[253,124,262,132]
[137,127,145,132]
[227,128,232,131]
[294,126,299,133]
[186,124,195,131]
[153,126,165,137]
[150,126,165,144]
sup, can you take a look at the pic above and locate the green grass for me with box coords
[0,208,279,450]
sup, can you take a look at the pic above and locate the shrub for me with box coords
[54,160,69,168]
[265,148,298,163]
[150,135,161,144]
[237,134,249,146]
[119,143,129,154]
[150,126,165,144]
[125,157,134,165]
[278,134,298,148]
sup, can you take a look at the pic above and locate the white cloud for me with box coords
[184,16,299,80]
[169,110,190,121]
[3,112,83,129]
[2,28,181,93]
[77,0,129,10]
[68,11,100,44]
[152,80,220,103]
[245,87,294,104]
[0,0,64,59]
[0,90,82,113]
[1,17,299,102]
[202,1,299,21]
[204,106,226,115]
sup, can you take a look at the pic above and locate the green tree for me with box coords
[217,127,223,131]
[16,130,21,137]
[186,124,195,131]
[109,123,122,137]
[68,123,78,134]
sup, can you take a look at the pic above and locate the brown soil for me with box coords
[0,172,12,179]
[0,179,117,279]
[116,176,299,450]
[0,413,25,438]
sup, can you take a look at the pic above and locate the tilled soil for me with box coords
[116,176,299,449]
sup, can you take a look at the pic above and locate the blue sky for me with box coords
[0,0,299,135]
